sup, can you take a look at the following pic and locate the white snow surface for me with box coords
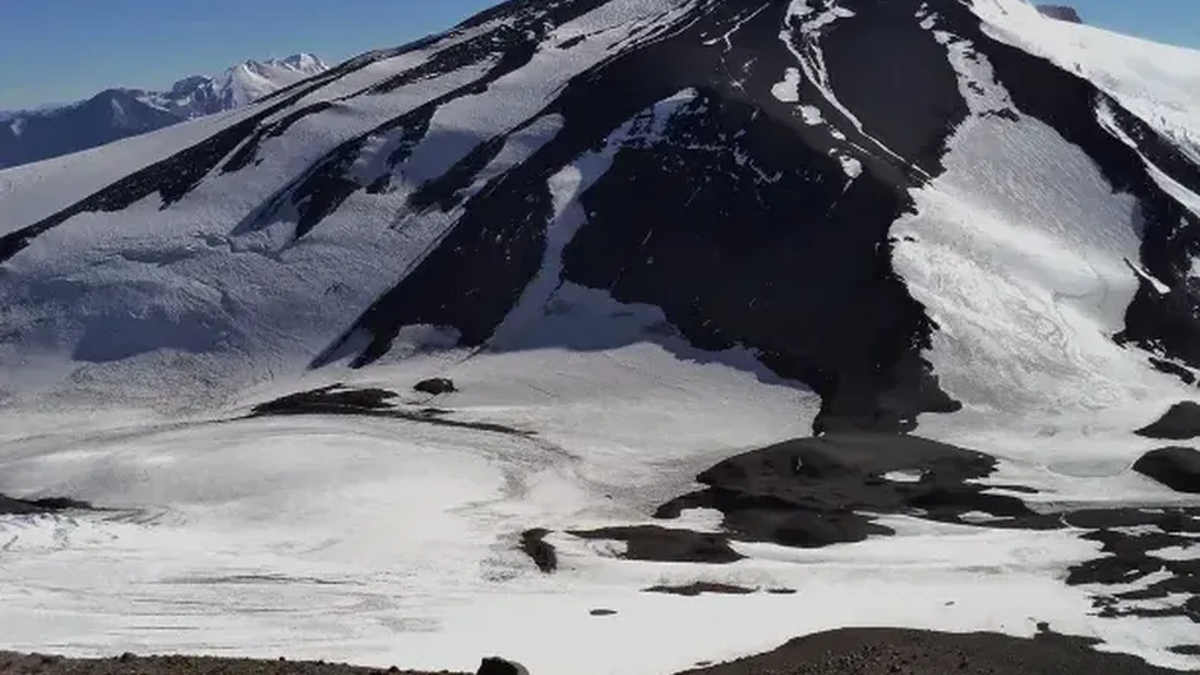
[0,0,1199,672]
[1,343,1196,673]
[971,0,1200,155]
[770,67,801,103]
[893,11,1199,484]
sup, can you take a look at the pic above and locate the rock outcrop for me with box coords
[1134,447,1200,493]
[1037,5,1083,23]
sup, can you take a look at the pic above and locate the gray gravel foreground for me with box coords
[0,653,464,675]
[677,627,1194,674]
[2,628,1194,675]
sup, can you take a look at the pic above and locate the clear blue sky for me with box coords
[0,0,1196,110]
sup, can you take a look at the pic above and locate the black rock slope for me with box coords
[314,0,978,433]
[311,0,1200,432]
[2,0,1199,433]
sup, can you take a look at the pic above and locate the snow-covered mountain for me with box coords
[0,0,1198,673]
[0,53,328,170]
[161,53,332,115]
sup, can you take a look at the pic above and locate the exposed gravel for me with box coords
[0,652,462,675]
[676,627,1191,674]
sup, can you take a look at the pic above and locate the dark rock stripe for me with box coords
[644,582,756,596]
[235,28,550,247]
[221,101,337,174]
[0,80,348,265]
[0,494,93,516]
[247,384,529,436]
[567,525,745,564]
[1136,402,1200,440]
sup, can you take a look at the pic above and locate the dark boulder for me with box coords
[1036,5,1083,23]
[1135,402,1200,440]
[655,433,1045,549]
[567,525,744,564]
[251,384,399,416]
[1133,447,1200,493]
[477,657,529,675]
[0,493,92,515]
[519,528,557,573]
[643,582,755,596]
[414,378,457,395]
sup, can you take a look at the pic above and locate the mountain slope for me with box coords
[0,0,1199,672]
[1,0,1196,430]
[0,54,329,170]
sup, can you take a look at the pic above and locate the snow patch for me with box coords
[771,67,801,103]
[893,24,1154,422]
[838,154,862,178]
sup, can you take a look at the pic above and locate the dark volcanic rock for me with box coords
[568,525,744,564]
[1063,509,1200,532]
[1171,645,1200,656]
[655,433,1048,549]
[1133,448,1200,494]
[1065,507,1200,623]
[476,657,528,675]
[678,627,1189,674]
[1037,5,1083,23]
[251,385,399,416]
[519,528,558,573]
[1149,359,1196,385]
[414,378,458,396]
[643,582,756,596]
[248,385,528,436]
[0,494,93,516]
[1135,402,1200,440]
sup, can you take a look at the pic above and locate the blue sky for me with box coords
[0,0,1196,110]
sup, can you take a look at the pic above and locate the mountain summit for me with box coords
[0,53,328,169]
[190,53,331,112]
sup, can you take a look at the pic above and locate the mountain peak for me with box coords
[274,52,329,71]
[212,52,330,109]
[232,52,329,78]
[0,51,330,169]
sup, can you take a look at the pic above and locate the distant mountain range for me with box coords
[0,53,328,170]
